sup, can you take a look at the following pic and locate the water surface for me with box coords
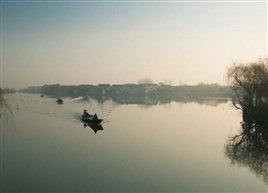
[2,93,267,192]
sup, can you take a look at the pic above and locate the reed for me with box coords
[0,93,15,132]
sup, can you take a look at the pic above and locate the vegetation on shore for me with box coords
[225,57,268,184]
[226,57,268,121]
[226,58,268,109]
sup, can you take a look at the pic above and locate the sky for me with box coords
[1,0,267,89]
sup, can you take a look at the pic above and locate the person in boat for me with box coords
[93,113,98,120]
[83,109,90,117]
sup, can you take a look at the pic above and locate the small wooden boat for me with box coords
[81,115,103,124]
[57,98,63,104]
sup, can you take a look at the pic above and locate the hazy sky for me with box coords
[1,0,267,89]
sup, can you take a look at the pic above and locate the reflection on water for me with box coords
[2,93,267,192]
[86,92,229,107]
[84,123,104,134]
[225,105,268,185]
[11,93,115,125]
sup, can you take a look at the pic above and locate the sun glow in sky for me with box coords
[1,0,267,89]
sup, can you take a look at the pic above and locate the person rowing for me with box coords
[83,109,91,117]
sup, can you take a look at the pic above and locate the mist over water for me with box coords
[2,93,267,192]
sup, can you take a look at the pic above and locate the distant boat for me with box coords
[57,98,63,104]
[81,115,103,124]
[40,94,44,97]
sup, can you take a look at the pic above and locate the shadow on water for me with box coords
[83,123,104,134]
[225,105,268,185]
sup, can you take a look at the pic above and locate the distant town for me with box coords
[20,83,227,96]
[2,83,227,105]
[1,82,230,105]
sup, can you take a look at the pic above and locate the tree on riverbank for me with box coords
[226,57,268,110]
[225,58,268,184]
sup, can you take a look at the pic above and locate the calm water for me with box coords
[1,93,267,192]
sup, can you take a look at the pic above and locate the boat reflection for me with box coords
[83,123,104,134]
[225,106,268,185]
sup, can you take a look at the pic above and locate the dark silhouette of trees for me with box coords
[226,58,268,111]
[225,58,268,185]
[41,84,62,96]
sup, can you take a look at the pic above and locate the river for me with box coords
[1,93,267,192]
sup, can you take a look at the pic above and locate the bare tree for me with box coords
[226,58,268,110]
